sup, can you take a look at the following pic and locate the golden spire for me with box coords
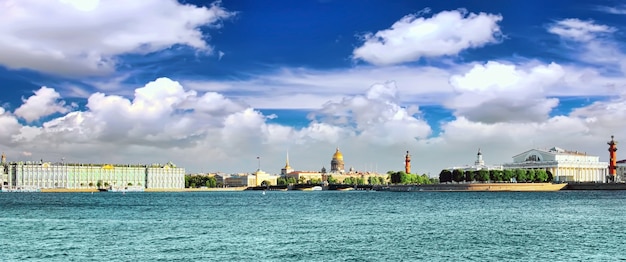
[284,150,291,169]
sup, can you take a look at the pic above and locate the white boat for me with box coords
[109,185,145,192]
[311,186,323,191]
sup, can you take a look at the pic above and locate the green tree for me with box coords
[206,177,217,187]
[343,177,354,185]
[465,170,475,182]
[535,169,548,182]
[439,170,452,183]
[277,177,287,185]
[477,169,490,182]
[490,170,503,182]
[526,169,536,182]
[356,177,365,185]
[327,176,338,184]
[261,180,271,186]
[452,169,465,183]
[515,169,528,182]
[503,169,514,182]
[286,177,297,185]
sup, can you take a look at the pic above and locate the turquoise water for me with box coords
[1,191,625,261]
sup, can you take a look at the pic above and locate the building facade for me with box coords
[503,147,608,182]
[1,161,185,190]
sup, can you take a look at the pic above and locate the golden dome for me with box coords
[333,147,343,160]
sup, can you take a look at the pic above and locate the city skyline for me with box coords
[1,0,626,176]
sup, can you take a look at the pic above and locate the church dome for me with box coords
[333,148,343,160]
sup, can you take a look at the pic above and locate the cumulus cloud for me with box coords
[309,81,432,145]
[0,0,235,76]
[353,9,502,65]
[446,61,564,123]
[14,87,72,122]
[547,19,615,42]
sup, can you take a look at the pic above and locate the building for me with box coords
[503,147,608,182]
[330,147,345,174]
[285,171,324,183]
[446,149,503,172]
[1,158,185,190]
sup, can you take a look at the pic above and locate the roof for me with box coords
[512,147,588,158]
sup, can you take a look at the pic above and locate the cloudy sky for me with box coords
[1,0,626,175]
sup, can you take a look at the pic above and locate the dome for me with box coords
[333,148,343,160]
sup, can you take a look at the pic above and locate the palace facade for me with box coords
[1,154,185,190]
[503,147,608,182]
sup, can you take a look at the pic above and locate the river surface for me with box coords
[0,190,625,261]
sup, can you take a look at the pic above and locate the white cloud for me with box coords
[446,61,564,123]
[547,19,615,42]
[0,0,235,76]
[183,66,456,109]
[353,9,502,65]
[14,86,72,122]
[595,5,626,15]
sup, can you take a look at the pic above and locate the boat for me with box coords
[311,186,323,191]
[109,185,145,192]
[1,186,41,193]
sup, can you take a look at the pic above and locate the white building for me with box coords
[615,160,626,182]
[446,149,503,171]
[2,161,185,190]
[503,147,608,182]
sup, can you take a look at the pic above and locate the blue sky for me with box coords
[1,0,626,175]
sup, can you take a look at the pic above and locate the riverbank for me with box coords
[37,187,247,193]
[382,183,568,192]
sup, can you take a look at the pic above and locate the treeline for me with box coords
[277,175,387,185]
[185,175,218,188]
[388,171,436,185]
[438,169,553,183]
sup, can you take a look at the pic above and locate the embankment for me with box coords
[384,183,567,192]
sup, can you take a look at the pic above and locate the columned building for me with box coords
[503,147,607,182]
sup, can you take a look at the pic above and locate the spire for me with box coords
[284,150,291,169]
[475,148,484,166]
[1,152,5,164]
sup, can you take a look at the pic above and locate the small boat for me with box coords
[311,186,323,191]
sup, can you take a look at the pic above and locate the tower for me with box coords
[475,148,485,166]
[281,151,293,175]
[608,135,618,182]
[405,151,411,174]
[330,147,344,173]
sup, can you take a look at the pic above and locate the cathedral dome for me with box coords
[333,148,343,160]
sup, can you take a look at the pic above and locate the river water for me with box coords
[0,191,625,261]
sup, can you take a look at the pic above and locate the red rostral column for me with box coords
[405,151,411,174]
[608,135,618,181]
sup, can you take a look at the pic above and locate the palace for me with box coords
[503,147,608,182]
[0,153,185,190]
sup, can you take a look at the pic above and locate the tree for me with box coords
[356,177,365,185]
[277,177,287,185]
[515,169,528,182]
[503,169,514,182]
[286,177,297,185]
[535,169,548,182]
[261,180,271,187]
[452,169,465,183]
[490,170,503,182]
[465,170,475,182]
[526,169,536,182]
[439,170,452,183]
[477,169,490,182]
[343,177,354,185]
[127,183,133,186]
[327,176,338,184]
[206,177,217,187]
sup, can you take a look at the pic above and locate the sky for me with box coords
[1,0,626,176]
